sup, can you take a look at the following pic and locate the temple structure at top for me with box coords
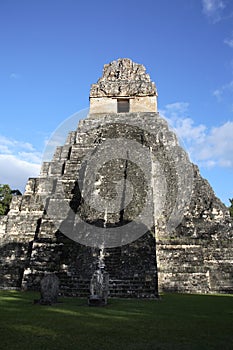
[89,58,158,114]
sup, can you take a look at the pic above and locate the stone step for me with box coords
[58,274,158,298]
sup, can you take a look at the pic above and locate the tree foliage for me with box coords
[0,184,22,215]
[0,184,12,215]
[229,198,233,218]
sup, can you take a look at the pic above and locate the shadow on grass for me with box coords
[0,290,232,350]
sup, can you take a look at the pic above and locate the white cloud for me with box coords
[213,80,233,101]
[160,103,207,143]
[213,88,223,101]
[0,135,35,153]
[0,135,42,192]
[202,0,226,22]
[161,102,189,116]
[0,155,40,193]
[18,151,42,163]
[224,37,233,48]
[160,103,233,169]
[170,117,206,144]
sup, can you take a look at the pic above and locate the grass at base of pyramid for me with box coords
[0,290,232,350]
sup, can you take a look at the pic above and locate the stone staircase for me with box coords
[56,243,158,298]
[58,273,158,298]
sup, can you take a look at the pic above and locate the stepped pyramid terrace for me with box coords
[0,58,232,297]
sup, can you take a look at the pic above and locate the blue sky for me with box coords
[0,0,233,205]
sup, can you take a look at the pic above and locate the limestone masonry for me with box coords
[0,58,232,297]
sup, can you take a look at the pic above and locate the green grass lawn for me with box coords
[0,291,232,350]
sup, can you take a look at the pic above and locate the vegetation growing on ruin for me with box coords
[0,184,21,215]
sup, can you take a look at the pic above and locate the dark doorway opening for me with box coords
[117,99,130,113]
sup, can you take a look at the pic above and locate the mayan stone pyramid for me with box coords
[0,58,232,297]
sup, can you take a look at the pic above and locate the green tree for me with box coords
[0,184,12,215]
[0,184,22,215]
[229,198,233,218]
